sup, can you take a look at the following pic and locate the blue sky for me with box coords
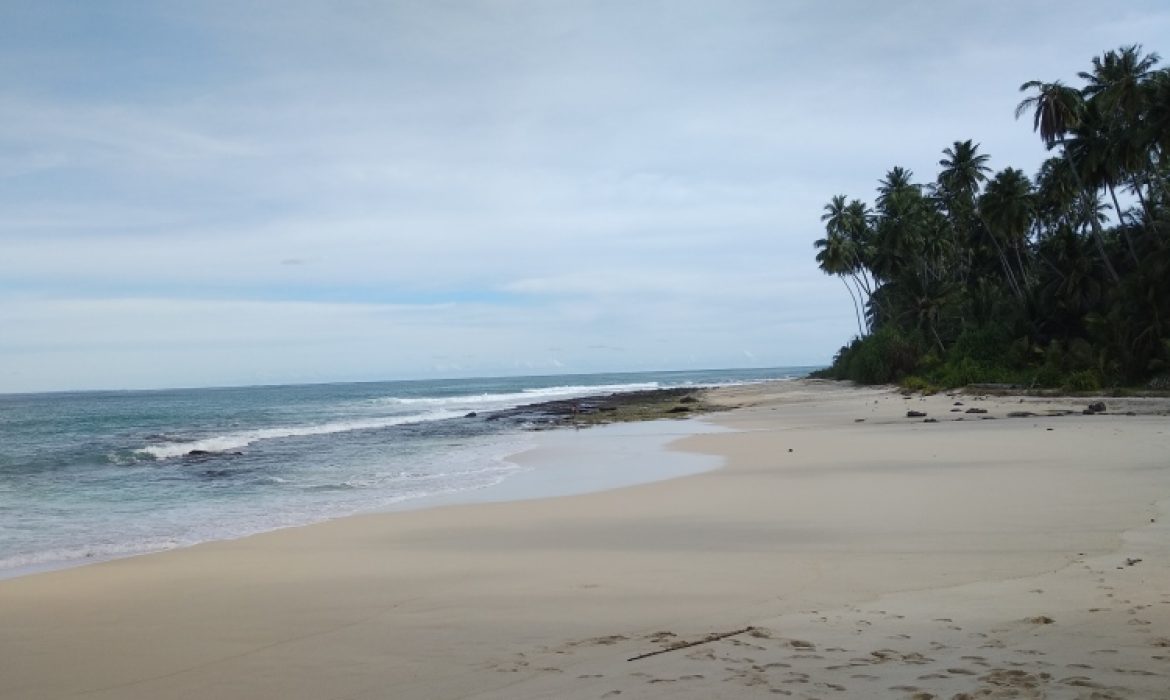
[2,1,1168,392]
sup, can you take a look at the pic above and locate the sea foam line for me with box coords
[136,409,464,460]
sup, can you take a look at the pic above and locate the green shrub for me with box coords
[900,375,933,393]
[1063,369,1101,392]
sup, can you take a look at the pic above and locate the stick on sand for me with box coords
[627,626,755,661]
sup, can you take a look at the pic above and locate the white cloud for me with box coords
[1,0,1167,391]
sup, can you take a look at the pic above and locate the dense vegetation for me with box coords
[813,46,1170,391]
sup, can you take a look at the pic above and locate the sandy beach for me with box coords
[2,380,1169,699]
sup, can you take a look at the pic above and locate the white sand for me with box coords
[1,381,1168,699]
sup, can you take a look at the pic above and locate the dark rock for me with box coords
[1086,401,1107,414]
[923,418,938,423]
[464,411,477,418]
[907,410,927,418]
[667,406,690,413]
[950,408,962,412]
[679,396,698,404]
[953,401,964,406]
[1007,411,1037,418]
[965,408,988,414]
[598,406,617,412]
[854,418,865,422]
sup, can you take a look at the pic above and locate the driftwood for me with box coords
[626,626,755,661]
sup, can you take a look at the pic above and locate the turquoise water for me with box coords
[0,367,810,576]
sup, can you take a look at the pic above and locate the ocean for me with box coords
[0,367,810,577]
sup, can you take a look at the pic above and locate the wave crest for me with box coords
[136,410,463,461]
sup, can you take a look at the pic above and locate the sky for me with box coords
[2,1,1168,393]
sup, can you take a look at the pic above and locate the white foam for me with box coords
[136,409,463,460]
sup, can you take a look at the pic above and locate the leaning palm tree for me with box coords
[818,196,866,336]
[1016,80,1121,283]
[980,168,1036,293]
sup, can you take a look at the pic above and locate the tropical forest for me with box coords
[813,45,1170,390]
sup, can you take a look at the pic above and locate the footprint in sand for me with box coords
[578,674,605,679]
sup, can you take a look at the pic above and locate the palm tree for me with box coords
[1079,45,1160,118]
[938,140,991,201]
[1016,80,1121,283]
[818,196,866,336]
[980,168,1036,292]
[1080,46,1165,223]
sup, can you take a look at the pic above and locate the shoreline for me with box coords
[2,380,1168,698]
[0,380,750,581]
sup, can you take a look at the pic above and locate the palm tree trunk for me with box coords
[1012,241,1033,291]
[1058,141,1121,284]
[840,276,864,338]
[1107,184,1141,265]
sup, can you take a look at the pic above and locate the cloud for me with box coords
[1,0,1168,391]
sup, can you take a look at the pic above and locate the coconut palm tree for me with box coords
[980,168,1036,291]
[818,196,866,336]
[1017,80,1121,283]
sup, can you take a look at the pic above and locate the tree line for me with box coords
[813,45,1170,390]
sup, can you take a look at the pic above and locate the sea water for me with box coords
[0,367,809,577]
